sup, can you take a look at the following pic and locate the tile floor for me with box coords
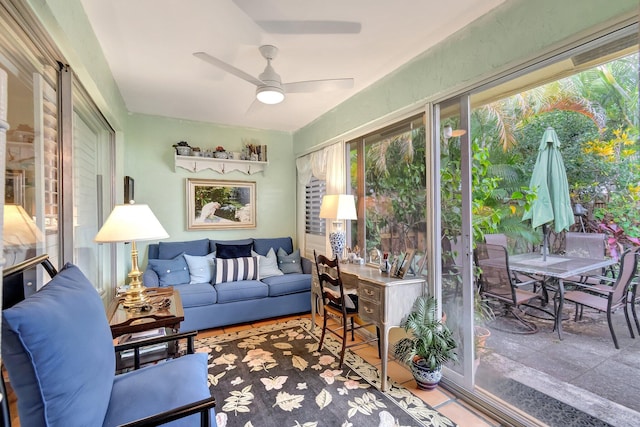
[200,313,501,427]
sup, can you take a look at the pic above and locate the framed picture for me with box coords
[124,176,134,204]
[395,249,417,279]
[186,178,256,230]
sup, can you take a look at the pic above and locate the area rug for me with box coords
[194,318,456,427]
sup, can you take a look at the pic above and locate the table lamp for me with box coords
[3,204,44,264]
[319,194,357,261]
[95,202,169,308]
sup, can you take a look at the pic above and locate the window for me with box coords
[348,114,427,262]
[305,176,326,236]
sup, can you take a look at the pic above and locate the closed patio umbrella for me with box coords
[522,127,574,260]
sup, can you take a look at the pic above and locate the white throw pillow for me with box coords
[252,248,284,279]
[183,252,216,283]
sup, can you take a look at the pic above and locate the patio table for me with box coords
[507,253,617,339]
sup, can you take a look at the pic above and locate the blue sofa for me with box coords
[143,237,312,332]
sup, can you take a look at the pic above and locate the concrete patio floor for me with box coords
[475,302,640,426]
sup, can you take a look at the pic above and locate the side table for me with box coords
[107,287,184,338]
[106,287,185,371]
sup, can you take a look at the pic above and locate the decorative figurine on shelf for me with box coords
[172,141,191,156]
[214,145,228,159]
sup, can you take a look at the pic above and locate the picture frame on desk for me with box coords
[395,249,416,279]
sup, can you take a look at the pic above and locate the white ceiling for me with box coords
[79,0,507,132]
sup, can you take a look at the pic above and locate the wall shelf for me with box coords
[174,154,268,175]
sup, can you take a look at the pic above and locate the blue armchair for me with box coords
[1,258,217,427]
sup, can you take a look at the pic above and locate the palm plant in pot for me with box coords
[393,295,458,390]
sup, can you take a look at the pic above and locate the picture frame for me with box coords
[186,178,256,230]
[124,176,134,204]
[395,249,417,279]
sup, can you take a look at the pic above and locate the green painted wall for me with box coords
[26,0,128,130]
[125,114,295,260]
[293,0,638,153]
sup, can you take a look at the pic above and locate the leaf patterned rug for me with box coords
[194,318,456,427]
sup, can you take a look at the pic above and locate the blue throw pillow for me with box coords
[184,252,216,283]
[252,248,284,279]
[216,243,253,259]
[147,253,190,286]
[2,263,115,426]
[277,247,303,274]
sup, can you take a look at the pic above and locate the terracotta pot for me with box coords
[474,325,491,357]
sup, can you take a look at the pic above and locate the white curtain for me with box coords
[296,141,346,258]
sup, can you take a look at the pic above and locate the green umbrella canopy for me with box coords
[522,127,574,233]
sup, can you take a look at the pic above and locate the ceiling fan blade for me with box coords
[256,20,361,34]
[193,52,263,87]
[283,78,354,93]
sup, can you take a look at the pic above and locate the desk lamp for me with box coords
[319,194,357,261]
[95,202,169,308]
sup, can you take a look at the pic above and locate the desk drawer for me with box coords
[359,282,381,303]
[359,299,381,323]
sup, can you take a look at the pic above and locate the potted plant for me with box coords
[393,295,458,390]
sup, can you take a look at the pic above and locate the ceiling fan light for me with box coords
[256,85,285,104]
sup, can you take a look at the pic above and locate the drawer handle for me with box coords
[363,306,374,314]
[364,289,374,296]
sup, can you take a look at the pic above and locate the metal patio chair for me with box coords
[563,248,638,349]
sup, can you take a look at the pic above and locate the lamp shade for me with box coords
[3,204,44,248]
[319,194,357,220]
[94,204,169,243]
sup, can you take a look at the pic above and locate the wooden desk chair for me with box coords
[564,248,637,349]
[313,251,379,366]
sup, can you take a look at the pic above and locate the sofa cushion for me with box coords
[252,248,284,279]
[173,283,217,308]
[147,254,190,287]
[158,238,210,259]
[262,273,311,297]
[277,248,303,274]
[2,263,115,427]
[209,238,253,254]
[103,353,212,427]
[253,237,293,256]
[184,252,216,284]
[216,243,253,259]
[214,256,258,283]
[214,280,268,303]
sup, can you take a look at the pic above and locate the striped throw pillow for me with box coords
[214,256,259,283]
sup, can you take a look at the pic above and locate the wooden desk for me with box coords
[107,287,184,338]
[311,263,425,391]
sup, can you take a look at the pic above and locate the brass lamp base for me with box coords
[122,240,149,309]
[122,284,149,308]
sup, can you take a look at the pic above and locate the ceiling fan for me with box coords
[193,45,354,105]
